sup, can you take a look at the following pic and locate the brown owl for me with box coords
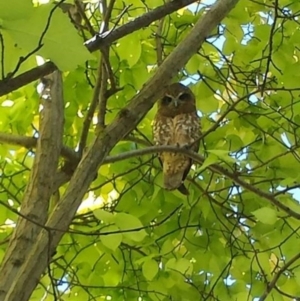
[152,83,201,195]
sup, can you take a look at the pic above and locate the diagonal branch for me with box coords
[86,0,200,52]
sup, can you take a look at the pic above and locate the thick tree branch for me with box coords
[0,0,198,97]
[0,62,57,96]
[0,70,64,299]
[1,1,239,300]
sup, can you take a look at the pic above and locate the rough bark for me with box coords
[0,71,64,300]
[0,62,57,97]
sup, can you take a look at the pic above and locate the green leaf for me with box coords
[223,35,237,55]
[165,258,193,275]
[93,209,115,223]
[0,0,33,20]
[294,269,300,286]
[117,33,142,67]
[148,281,168,301]
[115,212,147,242]
[252,208,278,225]
[3,4,93,70]
[196,83,217,114]
[175,258,193,275]
[101,226,122,251]
[207,149,236,163]
[142,259,159,281]
[102,268,121,286]
[198,153,219,172]
[160,239,174,255]
[186,54,204,74]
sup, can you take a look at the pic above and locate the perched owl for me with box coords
[152,83,201,195]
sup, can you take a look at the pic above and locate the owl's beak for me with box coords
[173,98,179,107]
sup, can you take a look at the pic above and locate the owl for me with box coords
[152,83,201,195]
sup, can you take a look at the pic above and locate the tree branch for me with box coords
[0,132,78,162]
[0,70,64,299]
[86,0,199,52]
[0,0,198,97]
[0,62,57,96]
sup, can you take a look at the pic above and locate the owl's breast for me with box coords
[153,112,200,146]
[152,116,174,145]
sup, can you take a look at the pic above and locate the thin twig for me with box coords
[78,56,102,156]
[97,0,118,129]
[260,0,279,95]
[259,252,300,301]
[155,0,168,66]
[74,0,96,35]
[6,0,66,79]
[108,4,132,34]
[99,0,125,91]
[103,0,117,29]
[0,33,5,79]
[97,57,108,129]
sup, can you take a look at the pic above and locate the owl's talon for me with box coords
[181,143,190,150]
[175,143,190,149]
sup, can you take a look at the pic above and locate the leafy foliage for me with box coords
[1,0,300,300]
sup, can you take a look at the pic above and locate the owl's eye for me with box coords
[162,96,172,105]
[178,93,190,101]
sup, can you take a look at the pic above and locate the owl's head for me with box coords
[157,83,196,117]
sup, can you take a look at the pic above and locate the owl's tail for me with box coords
[177,183,189,195]
[163,172,189,195]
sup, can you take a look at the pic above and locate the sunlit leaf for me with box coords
[142,259,159,281]
[252,208,278,225]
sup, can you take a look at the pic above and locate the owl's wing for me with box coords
[178,113,201,185]
[152,114,170,168]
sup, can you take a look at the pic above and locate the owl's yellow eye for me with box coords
[178,93,190,101]
[162,96,172,105]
